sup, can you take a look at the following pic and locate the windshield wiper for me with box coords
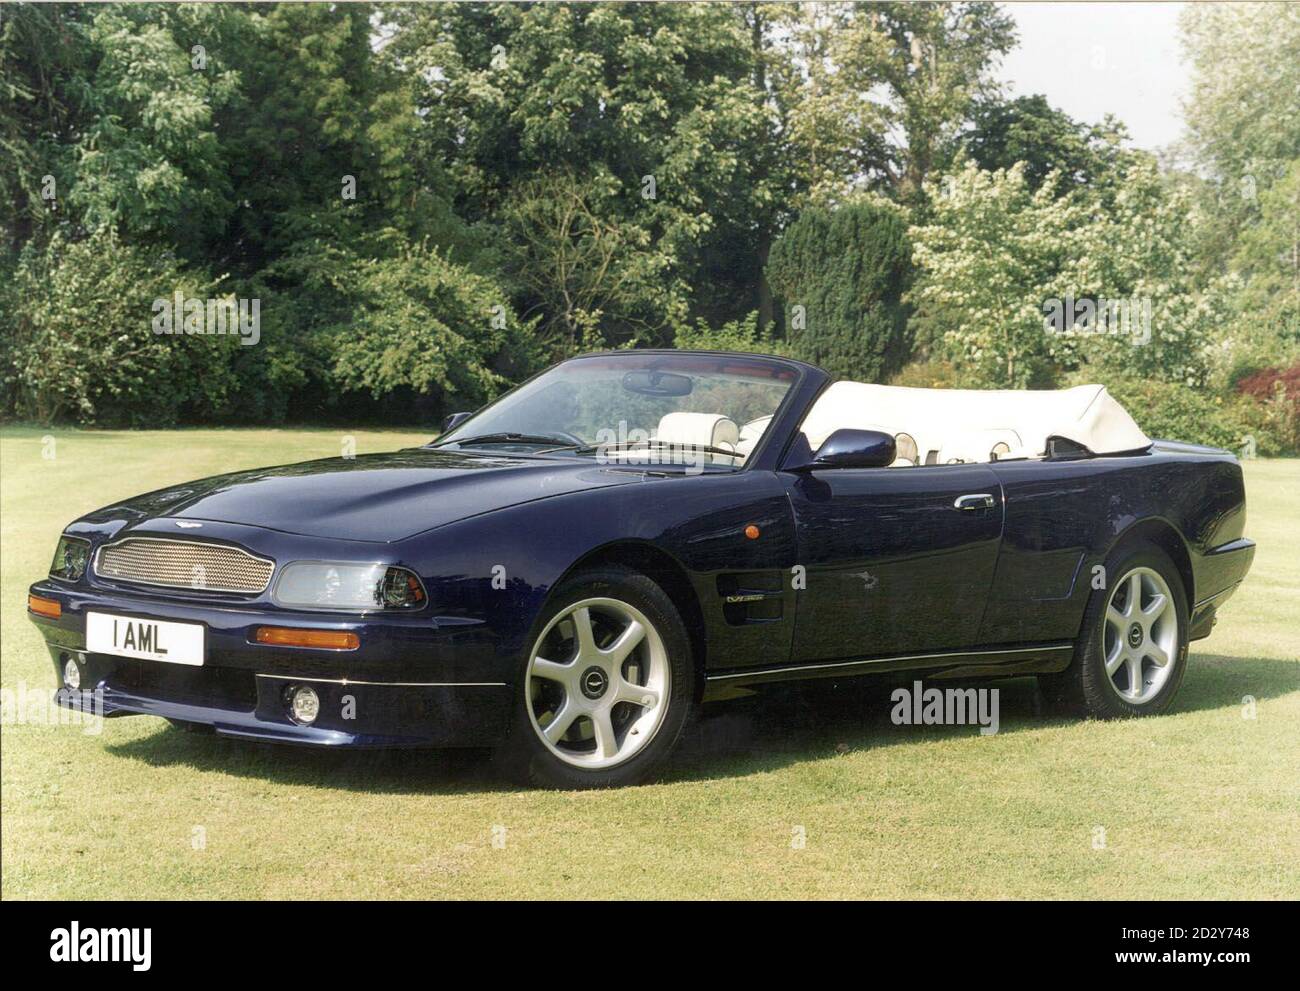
[433,432,582,451]
[574,439,742,459]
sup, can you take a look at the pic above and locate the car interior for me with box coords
[649,382,1151,467]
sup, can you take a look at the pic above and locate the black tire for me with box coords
[1041,541,1189,718]
[495,565,696,789]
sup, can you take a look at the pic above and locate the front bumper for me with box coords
[28,581,513,748]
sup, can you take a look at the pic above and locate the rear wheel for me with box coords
[496,565,695,788]
[1042,541,1189,718]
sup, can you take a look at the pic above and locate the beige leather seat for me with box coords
[654,412,739,458]
[892,432,919,467]
[735,415,773,460]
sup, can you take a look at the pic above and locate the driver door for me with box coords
[782,463,1004,663]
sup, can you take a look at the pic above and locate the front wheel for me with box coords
[496,565,696,788]
[1042,541,1189,718]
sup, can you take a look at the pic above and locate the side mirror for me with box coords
[442,411,473,433]
[800,428,897,470]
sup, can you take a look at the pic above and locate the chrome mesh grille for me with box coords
[95,538,274,594]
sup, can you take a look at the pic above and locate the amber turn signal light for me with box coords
[27,594,61,619]
[254,626,359,650]
[744,524,761,540]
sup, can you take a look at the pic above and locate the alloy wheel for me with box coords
[1102,566,1179,704]
[525,596,671,769]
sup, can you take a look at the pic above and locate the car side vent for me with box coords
[716,572,784,625]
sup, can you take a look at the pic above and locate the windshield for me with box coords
[434,352,798,468]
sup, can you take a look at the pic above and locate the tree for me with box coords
[1177,3,1300,380]
[501,170,682,353]
[959,95,1133,195]
[908,164,1084,387]
[1080,160,1233,387]
[777,1,1016,204]
[1226,160,1300,367]
[67,3,241,246]
[1179,2,1300,263]
[909,160,1231,389]
[766,197,913,381]
[329,238,538,415]
[0,3,93,253]
[382,1,774,348]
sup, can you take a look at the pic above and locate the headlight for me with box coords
[272,562,427,612]
[49,535,90,581]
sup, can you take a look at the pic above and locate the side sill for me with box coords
[703,643,1074,694]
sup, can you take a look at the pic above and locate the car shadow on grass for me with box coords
[670,653,1299,782]
[102,652,1298,794]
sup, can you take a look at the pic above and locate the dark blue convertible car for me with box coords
[28,350,1255,786]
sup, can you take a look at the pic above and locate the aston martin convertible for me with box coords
[28,349,1255,786]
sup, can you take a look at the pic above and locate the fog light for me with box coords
[63,657,81,691]
[289,685,320,725]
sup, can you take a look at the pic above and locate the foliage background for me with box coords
[1,1,1296,451]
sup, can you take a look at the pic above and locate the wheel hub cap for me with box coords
[1127,623,1144,648]
[580,666,608,700]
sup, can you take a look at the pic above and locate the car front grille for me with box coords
[94,538,274,594]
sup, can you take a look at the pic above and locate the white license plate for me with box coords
[86,612,206,666]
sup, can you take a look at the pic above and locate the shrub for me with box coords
[888,359,977,390]
[329,242,540,415]
[673,312,789,357]
[1101,377,1264,453]
[0,231,238,425]
[1234,363,1300,454]
[766,198,913,383]
[1235,363,1300,404]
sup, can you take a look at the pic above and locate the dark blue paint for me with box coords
[27,350,1255,747]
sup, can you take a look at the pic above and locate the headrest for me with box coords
[893,432,919,463]
[655,412,739,450]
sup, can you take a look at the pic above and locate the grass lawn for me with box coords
[1,425,1296,899]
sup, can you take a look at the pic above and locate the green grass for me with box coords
[2,425,1297,899]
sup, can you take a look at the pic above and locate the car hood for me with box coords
[77,448,643,543]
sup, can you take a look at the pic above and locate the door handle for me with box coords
[953,493,995,511]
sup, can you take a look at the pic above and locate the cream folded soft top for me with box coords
[800,382,1151,463]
